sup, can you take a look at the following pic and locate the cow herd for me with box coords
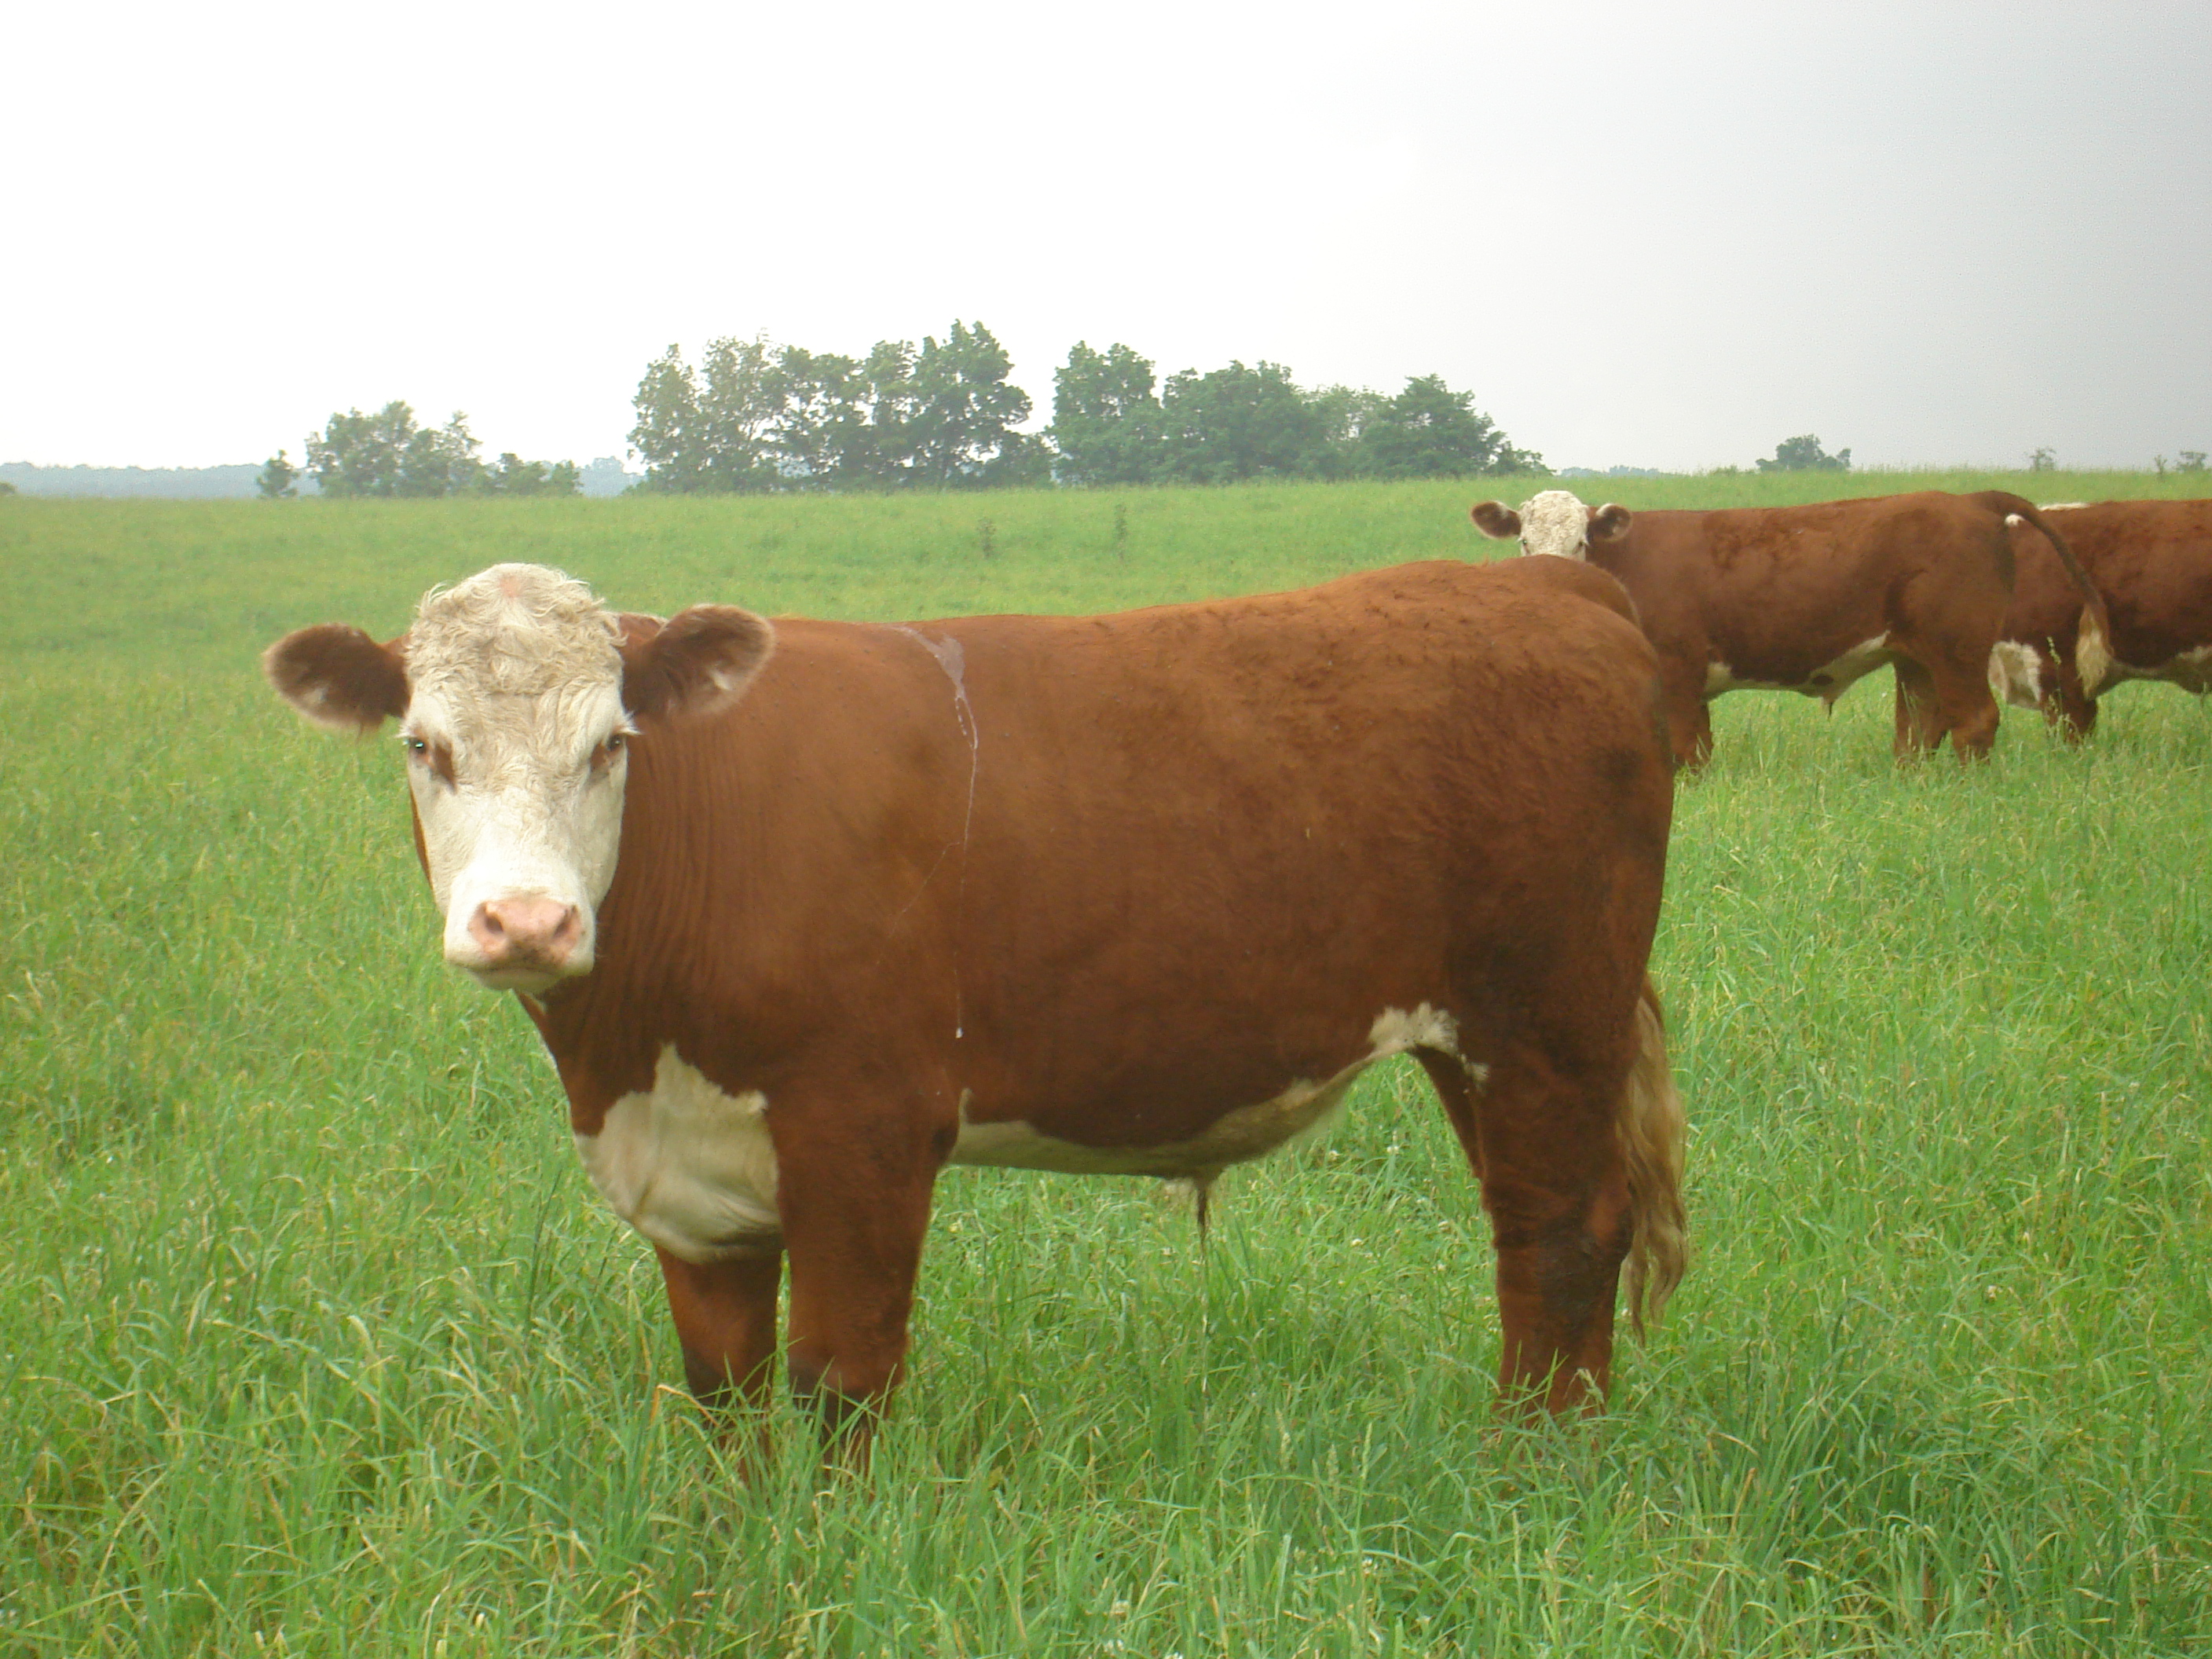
[1472,488,2212,765]
[263,488,2207,1469]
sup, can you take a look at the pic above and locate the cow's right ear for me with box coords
[1470,500,1522,540]
[621,604,776,723]
[1588,503,1633,541]
[263,624,411,734]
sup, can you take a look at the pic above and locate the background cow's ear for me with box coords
[1588,503,1633,541]
[612,611,666,650]
[1470,500,1522,540]
[621,605,775,723]
[263,624,410,734]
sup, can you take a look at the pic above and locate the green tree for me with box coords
[399,412,484,496]
[850,339,922,488]
[1756,434,1851,473]
[775,348,870,490]
[1356,375,1538,477]
[1048,342,1166,485]
[1157,361,1330,483]
[694,335,791,492]
[484,454,581,496]
[628,346,710,491]
[305,401,569,497]
[256,449,298,499]
[306,401,415,496]
[628,339,788,493]
[906,321,1034,489]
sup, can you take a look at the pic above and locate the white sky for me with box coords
[5,0,2207,471]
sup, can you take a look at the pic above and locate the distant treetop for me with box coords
[1756,434,1851,474]
[297,402,578,499]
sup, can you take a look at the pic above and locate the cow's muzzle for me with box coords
[456,895,589,990]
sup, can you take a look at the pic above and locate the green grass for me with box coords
[5,476,2210,1655]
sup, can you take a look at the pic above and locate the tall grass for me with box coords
[3,478,2208,1654]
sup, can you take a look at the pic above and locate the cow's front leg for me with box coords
[657,1245,782,1467]
[776,1125,939,1466]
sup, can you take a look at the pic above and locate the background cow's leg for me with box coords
[656,1246,782,1466]
[776,1122,937,1464]
[1413,1047,1484,1182]
[1892,658,1947,758]
[1657,663,1713,768]
[2047,646,2099,740]
[1470,1042,1634,1415]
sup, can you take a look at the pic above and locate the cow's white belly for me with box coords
[1988,641,2049,709]
[1705,634,1891,703]
[573,1046,781,1263]
[950,1003,1481,1177]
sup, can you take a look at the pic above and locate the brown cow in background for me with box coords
[1995,499,2212,738]
[1471,489,2110,767]
[266,558,1687,1466]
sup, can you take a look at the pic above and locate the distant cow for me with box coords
[1470,489,2110,766]
[265,559,1688,1462]
[1994,499,2212,737]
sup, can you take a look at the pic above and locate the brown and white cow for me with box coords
[1994,499,2212,737]
[1470,489,2111,767]
[265,558,1687,1462]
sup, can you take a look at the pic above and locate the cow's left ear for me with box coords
[1588,503,1633,541]
[1470,500,1522,540]
[620,605,775,723]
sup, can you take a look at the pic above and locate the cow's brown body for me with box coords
[1477,491,2104,767]
[267,556,1687,1462]
[1998,499,2212,736]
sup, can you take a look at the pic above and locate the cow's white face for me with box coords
[1469,489,1632,558]
[266,562,774,995]
[399,567,633,989]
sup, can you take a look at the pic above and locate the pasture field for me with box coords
[4,474,2210,1656]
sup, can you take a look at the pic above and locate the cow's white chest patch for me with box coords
[573,1046,780,1263]
[1706,634,1891,703]
[949,1003,1481,1177]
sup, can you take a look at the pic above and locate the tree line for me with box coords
[627,322,1545,493]
[260,403,580,499]
[256,333,1927,503]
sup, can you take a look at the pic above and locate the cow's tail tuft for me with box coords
[1985,493,2114,697]
[1618,976,1688,1338]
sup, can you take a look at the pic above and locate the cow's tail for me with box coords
[1980,492,2114,697]
[1617,975,1688,1338]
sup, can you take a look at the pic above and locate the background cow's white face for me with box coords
[266,563,774,995]
[1470,490,1632,559]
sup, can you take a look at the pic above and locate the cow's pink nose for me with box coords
[467,896,584,969]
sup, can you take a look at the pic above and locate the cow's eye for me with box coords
[404,736,428,756]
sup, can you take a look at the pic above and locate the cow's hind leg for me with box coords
[1468,1045,1632,1413]
[1892,659,1947,757]
[1464,989,1684,1416]
[1898,646,2001,761]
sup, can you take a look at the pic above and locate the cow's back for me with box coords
[2009,500,2212,673]
[1595,493,2010,680]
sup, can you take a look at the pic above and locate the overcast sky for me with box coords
[7,0,2207,472]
